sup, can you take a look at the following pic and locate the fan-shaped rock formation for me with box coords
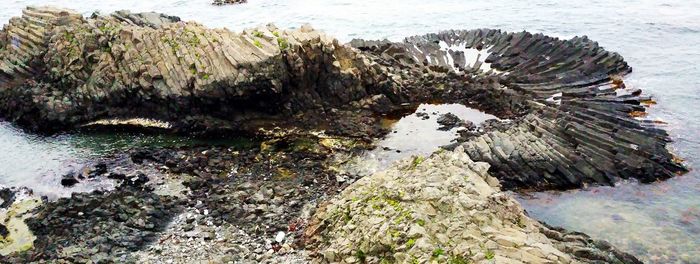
[0,7,686,190]
[352,30,687,190]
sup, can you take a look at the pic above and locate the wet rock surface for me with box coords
[1,131,369,262]
[436,112,472,131]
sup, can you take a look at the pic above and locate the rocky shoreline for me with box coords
[0,6,688,263]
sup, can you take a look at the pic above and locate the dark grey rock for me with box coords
[60,173,79,187]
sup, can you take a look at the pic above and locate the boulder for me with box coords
[305,149,641,263]
[436,112,468,130]
[60,173,79,187]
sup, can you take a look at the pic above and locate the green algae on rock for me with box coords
[305,148,641,263]
[0,189,41,257]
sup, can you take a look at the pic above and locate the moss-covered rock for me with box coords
[305,148,640,263]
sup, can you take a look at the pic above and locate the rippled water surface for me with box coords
[1,0,699,262]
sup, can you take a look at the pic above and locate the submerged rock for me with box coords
[305,148,640,263]
[436,112,470,130]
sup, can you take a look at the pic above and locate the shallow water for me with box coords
[345,104,497,177]
[0,121,250,198]
[1,0,699,262]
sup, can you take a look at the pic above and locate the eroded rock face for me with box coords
[304,148,640,264]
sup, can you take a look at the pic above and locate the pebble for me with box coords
[275,231,286,243]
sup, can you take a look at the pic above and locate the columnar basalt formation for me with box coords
[0,6,687,189]
[0,6,690,263]
[352,29,687,190]
[0,7,395,133]
[0,7,687,189]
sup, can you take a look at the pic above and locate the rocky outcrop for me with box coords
[305,148,640,263]
[22,187,179,262]
[0,7,395,133]
[0,187,40,256]
[0,8,685,191]
[352,30,687,190]
[351,29,631,93]
[0,8,686,189]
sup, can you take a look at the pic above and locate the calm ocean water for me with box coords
[1,0,699,262]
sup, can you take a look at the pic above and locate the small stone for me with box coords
[61,174,79,187]
[275,231,285,243]
[323,250,337,262]
[202,231,215,240]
